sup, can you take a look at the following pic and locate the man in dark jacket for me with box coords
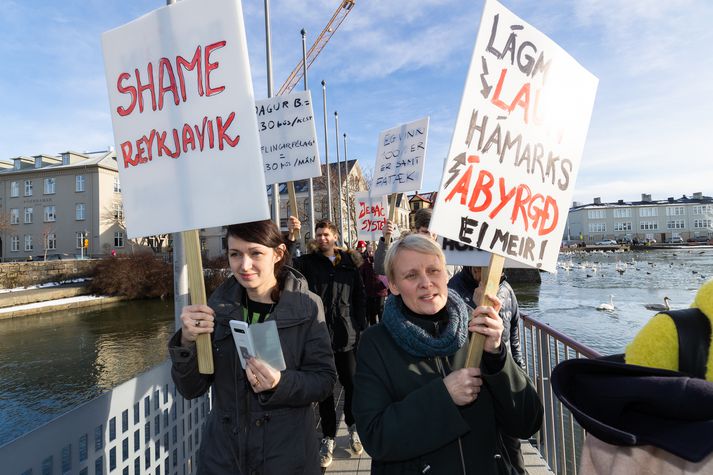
[287,217,367,468]
[448,266,526,473]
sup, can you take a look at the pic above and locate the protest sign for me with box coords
[102,0,269,239]
[371,117,429,196]
[430,0,598,273]
[256,91,321,184]
[438,237,530,268]
[354,192,389,241]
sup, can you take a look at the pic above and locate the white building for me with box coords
[566,192,713,244]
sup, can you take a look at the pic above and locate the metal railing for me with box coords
[519,314,601,475]
[0,361,210,475]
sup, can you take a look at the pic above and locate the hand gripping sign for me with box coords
[103,0,270,373]
[430,0,598,367]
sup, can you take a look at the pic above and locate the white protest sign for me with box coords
[354,192,389,241]
[430,0,598,272]
[102,0,269,238]
[256,91,321,184]
[371,117,429,196]
[438,237,531,268]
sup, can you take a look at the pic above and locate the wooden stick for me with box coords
[384,193,398,242]
[287,181,301,240]
[183,229,214,374]
[465,253,505,368]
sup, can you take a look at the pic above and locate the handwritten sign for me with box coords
[438,237,530,268]
[256,91,321,184]
[371,117,429,195]
[430,0,598,272]
[354,192,389,241]
[102,0,269,238]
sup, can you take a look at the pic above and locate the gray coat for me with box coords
[169,268,336,475]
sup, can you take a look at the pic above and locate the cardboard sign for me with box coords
[256,91,322,184]
[354,192,389,241]
[438,237,530,268]
[102,0,269,238]
[371,117,429,196]
[430,0,598,272]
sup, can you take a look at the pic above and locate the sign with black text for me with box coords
[371,117,429,196]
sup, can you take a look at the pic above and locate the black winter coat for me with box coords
[291,249,367,352]
[448,269,524,368]
[169,269,336,475]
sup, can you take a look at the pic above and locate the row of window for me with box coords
[8,203,123,224]
[8,175,120,197]
[589,220,713,232]
[589,205,713,220]
[9,232,124,252]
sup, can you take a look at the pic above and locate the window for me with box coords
[114,202,124,221]
[666,206,684,216]
[76,232,87,249]
[11,236,19,252]
[613,208,631,218]
[639,207,657,217]
[24,207,33,224]
[76,203,86,221]
[46,233,57,250]
[667,220,685,229]
[24,235,33,251]
[44,178,56,194]
[10,181,19,197]
[588,223,606,233]
[614,222,632,231]
[640,221,659,230]
[114,232,124,248]
[114,177,121,193]
[76,175,85,192]
[10,209,19,225]
[587,209,606,219]
[693,205,713,214]
[44,206,56,222]
[694,219,712,229]
[24,180,33,196]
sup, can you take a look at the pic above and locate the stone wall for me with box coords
[0,260,95,289]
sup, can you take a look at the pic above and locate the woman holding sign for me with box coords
[168,220,336,475]
[352,234,542,474]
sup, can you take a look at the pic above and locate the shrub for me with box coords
[203,255,230,296]
[90,253,173,299]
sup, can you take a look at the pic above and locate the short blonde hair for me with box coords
[384,234,445,282]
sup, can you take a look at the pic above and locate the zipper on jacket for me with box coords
[435,356,467,475]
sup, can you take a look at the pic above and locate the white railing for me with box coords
[520,314,601,475]
[0,360,210,475]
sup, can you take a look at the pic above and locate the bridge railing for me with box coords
[0,361,209,475]
[519,314,601,475]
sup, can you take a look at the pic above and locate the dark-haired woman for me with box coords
[169,220,336,474]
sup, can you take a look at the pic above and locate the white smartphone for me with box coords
[229,320,255,369]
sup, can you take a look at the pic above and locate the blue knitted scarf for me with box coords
[382,289,469,358]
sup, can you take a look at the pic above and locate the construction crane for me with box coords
[276,0,356,96]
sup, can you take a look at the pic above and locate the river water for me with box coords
[1,247,711,446]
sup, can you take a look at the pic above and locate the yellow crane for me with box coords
[276,0,356,96]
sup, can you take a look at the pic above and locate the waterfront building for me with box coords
[566,192,713,244]
[0,151,128,261]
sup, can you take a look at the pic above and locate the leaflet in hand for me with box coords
[229,319,286,371]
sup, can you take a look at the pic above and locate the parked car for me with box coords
[688,236,711,243]
[665,236,684,244]
[595,239,617,245]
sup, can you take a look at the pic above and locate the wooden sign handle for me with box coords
[287,181,301,240]
[183,229,214,374]
[465,253,505,368]
[384,193,398,242]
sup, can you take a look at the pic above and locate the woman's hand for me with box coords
[287,216,301,242]
[180,304,215,346]
[246,358,281,393]
[443,367,483,406]
[469,293,504,354]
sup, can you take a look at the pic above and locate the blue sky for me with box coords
[1,0,712,204]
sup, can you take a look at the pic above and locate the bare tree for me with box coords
[101,197,168,254]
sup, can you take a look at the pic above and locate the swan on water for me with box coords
[597,295,615,311]
[644,297,671,311]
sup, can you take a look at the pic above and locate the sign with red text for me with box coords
[102,0,269,238]
[256,91,321,184]
[354,192,389,241]
[371,117,429,196]
[430,0,598,272]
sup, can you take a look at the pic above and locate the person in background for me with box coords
[353,234,543,474]
[287,216,367,468]
[168,220,336,475]
[356,240,388,325]
[449,265,526,473]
